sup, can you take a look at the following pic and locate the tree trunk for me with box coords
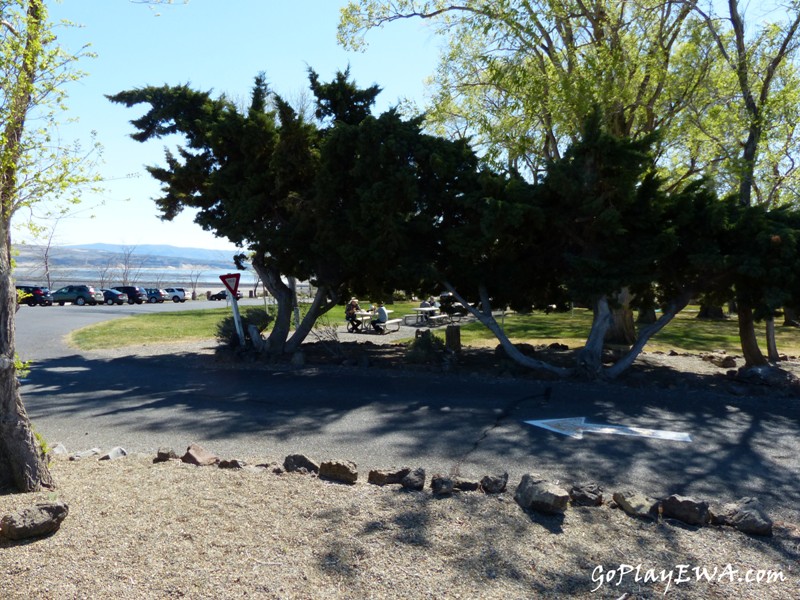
[0,236,54,492]
[251,260,293,355]
[577,296,613,378]
[737,301,768,367]
[697,304,726,319]
[603,289,635,346]
[782,306,799,327]
[442,282,572,377]
[765,316,780,362]
[605,292,691,379]
[284,284,339,354]
[0,0,54,493]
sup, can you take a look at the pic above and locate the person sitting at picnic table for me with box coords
[345,297,361,331]
[371,301,389,333]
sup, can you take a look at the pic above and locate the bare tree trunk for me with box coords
[603,289,635,346]
[443,282,572,377]
[252,261,293,355]
[577,296,613,379]
[765,316,780,362]
[284,284,339,354]
[605,293,691,379]
[738,302,768,367]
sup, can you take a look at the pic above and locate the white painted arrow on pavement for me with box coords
[525,417,692,442]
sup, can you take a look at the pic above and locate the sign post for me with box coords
[220,273,245,347]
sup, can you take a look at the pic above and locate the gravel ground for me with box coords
[2,327,799,599]
[1,455,798,599]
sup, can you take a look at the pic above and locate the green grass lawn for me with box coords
[68,301,800,357]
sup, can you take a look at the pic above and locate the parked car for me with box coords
[209,289,243,301]
[112,286,148,304]
[145,288,167,303]
[51,285,104,306]
[15,285,53,306]
[101,288,128,305]
[164,287,187,303]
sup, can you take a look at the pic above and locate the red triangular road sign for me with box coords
[220,273,241,295]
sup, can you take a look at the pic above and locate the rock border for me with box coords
[2,442,784,542]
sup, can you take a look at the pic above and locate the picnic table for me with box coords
[351,309,395,333]
[410,306,438,324]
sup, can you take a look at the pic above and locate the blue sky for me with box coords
[21,0,439,250]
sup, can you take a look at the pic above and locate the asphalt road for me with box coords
[14,300,800,524]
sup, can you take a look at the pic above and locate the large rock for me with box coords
[283,454,320,474]
[319,459,358,484]
[661,494,710,526]
[368,467,411,486]
[612,490,659,521]
[181,443,219,466]
[0,502,69,540]
[711,497,773,536]
[514,474,570,514]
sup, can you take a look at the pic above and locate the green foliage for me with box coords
[215,307,274,347]
[33,428,50,459]
[405,330,446,364]
[14,353,31,379]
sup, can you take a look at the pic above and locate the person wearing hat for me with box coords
[345,297,362,332]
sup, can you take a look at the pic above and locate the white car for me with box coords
[164,287,187,303]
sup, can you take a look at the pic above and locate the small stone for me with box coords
[570,482,603,507]
[181,443,219,466]
[319,459,358,484]
[401,468,426,491]
[0,502,69,540]
[50,443,68,456]
[612,490,659,521]
[453,478,480,492]
[368,467,411,486]
[480,473,508,494]
[69,448,100,461]
[430,475,455,496]
[153,447,179,463]
[218,459,247,469]
[99,447,128,461]
[283,454,319,474]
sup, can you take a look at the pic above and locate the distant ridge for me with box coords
[65,243,240,263]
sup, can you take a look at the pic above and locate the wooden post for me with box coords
[445,324,461,353]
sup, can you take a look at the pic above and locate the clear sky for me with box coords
[18,0,439,251]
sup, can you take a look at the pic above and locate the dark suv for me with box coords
[112,285,148,304]
[15,285,53,306]
[51,285,104,306]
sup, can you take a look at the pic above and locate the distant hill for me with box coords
[11,243,249,287]
[64,243,241,263]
